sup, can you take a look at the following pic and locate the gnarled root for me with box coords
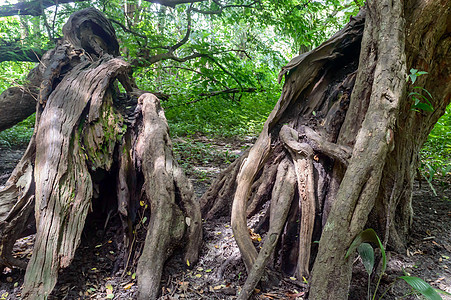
[238,159,295,300]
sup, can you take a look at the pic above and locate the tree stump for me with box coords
[0,8,201,300]
[201,2,450,299]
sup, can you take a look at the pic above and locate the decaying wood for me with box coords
[204,1,450,297]
[220,10,365,285]
[238,159,295,300]
[280,125,316,278]
[23,57,129,298]
[136,94,202,300]
[0,138,36,270]
[0,7,201,300]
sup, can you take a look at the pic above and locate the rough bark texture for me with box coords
[202,9,365,289]
[202,1,450,299]
[135,94,202,300]
[0,7,201,300]
[310,1,407,298]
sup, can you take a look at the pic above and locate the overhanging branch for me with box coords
[0,0,207,17]
[109,18,147,46]
[192,0,259,15]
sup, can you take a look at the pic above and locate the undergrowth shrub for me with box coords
[163,90,279,138]
[0,113,35,149]
[420,104,451,184]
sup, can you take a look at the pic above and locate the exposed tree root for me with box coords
[238,159,295,300]
[280,125,316,278]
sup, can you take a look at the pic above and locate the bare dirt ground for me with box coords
[0,139,450,300]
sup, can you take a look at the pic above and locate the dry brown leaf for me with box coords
[123,282,134,290]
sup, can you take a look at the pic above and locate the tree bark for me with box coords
[310,1,407,297]
[0,7,201,300]
[201,1,450,299]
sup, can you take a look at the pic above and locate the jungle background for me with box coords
[0,0,449,299]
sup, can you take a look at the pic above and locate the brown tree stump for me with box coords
[0,7,201,300]
[201,2,450,299]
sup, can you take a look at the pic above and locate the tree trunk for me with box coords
[0,7,201,300]
[201,1,450,299]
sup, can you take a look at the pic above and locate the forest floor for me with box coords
[0,136,450,300]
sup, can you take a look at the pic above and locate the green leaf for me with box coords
[399,276,442,300]
[413,86,433,99]
[346,228,386,273]
[357,243,374,276]
[435,288,451,296]
[412,102,434,112]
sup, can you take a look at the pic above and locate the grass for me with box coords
[163,90,279,138]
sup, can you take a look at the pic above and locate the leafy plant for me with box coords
[346,228,448,299]
[420,104,450,186]
[346,228,386,300]
[406,68,434,112]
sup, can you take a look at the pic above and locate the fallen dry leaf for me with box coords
[248,228,262,242]
[123,282,134,290]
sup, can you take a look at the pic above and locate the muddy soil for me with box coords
[0,138,450,300]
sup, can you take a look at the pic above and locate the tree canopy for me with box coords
[0,0,361,126]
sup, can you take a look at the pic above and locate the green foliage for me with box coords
[420,104,451,185]
[348,229,446,300]
[358,242,376,300]
[398,276,442,300]
[358,243,375,276]
[165,91,278,138]
[407,68,428,84]
[0,113,35,149]
[346,228,386,300]
[407,69,434,112]
[0,0,359,143]
[0,61,35,90]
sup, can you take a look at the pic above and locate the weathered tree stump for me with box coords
[201,1,450,299]
[0,7,201,300]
